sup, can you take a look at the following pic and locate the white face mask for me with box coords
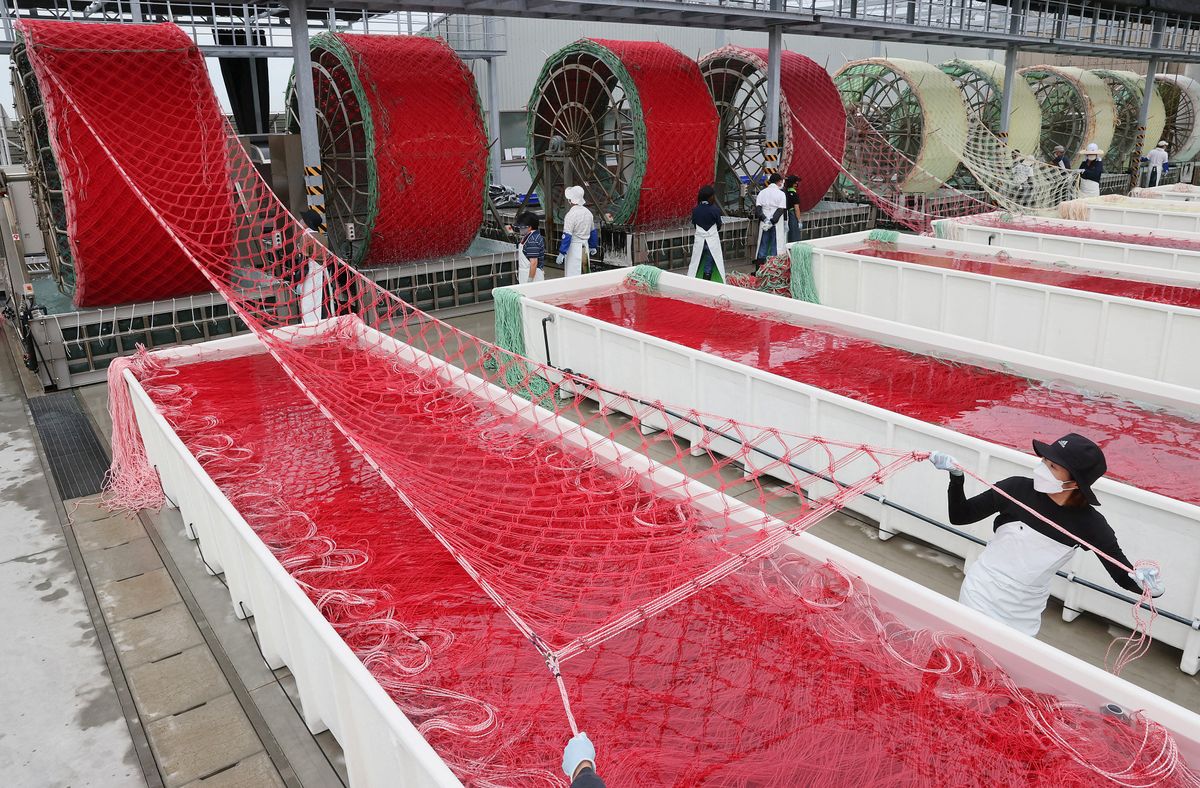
[1033,462,1070,494]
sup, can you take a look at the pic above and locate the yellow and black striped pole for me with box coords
[763,139,779,177]
[304,164,326,232]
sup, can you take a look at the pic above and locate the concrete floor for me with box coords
[2,302,1198,787]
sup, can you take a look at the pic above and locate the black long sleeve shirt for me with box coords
[1080,159,1104,183]
[947,474,1141,594]
[692,201,722,231]
[572,767,606,787]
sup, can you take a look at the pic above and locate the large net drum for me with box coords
[834,58,968,194]
[1154,74,1200,163]
[527,39,718,226]
[290,33,488,266]
[12,22,228,307]
[1019,66,1115,166]
[1092,69,1165,171]
[699,46,844,212]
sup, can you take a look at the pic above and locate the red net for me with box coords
[699,46,845,212]
[528,39,718,228]
[17,21,227,307]
[129,348,1194,786]
[28,18,1191,784]
[301,33,487,266]
[945,211,1200,253]
[591,40,718,226]
[843,241,1200,309]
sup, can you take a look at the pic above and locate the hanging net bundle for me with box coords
[288,33,487,267]
[11,25,228,307]
[527,39,718,227]
[833,58,969,195]
[1092,69,1166,172]
[1154,74,1200,163]
[698,45,844,212]
[935,59,1078,214]
[1020,65,1116,166]
[939,59,1042,161]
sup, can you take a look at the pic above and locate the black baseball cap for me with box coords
[1031,433,1106,506]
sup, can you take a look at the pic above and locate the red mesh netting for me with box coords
[700,46,845,211]
[948,211,1200,253]
[590,39,719,226]
[27,18,1193,785]
[126,348,1194,786]
[304,34,487,266]
[19,21,228,307]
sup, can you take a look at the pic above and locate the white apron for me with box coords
[1078,178,1101,198]
[563,238,587,278]
[517,242,545,285]
[686,225,726,282]
[757,217,787,260]
[298,259,326,325]
[959,521,1075,636]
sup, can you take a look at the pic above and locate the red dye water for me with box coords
[551,286,1200,506]
[147,350,1197,786]
[843,244,1200,309]
[967,213,1200,254]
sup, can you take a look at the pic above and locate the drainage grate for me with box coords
[29,392,110,500]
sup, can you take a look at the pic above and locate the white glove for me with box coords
[928,451,962,475]
[556,253,565,267]
[589,248,599,256]
[562,732,596,779]
[1129,566,1165,598]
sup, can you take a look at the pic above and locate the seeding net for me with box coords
[12,24,226,307]
[527,39,718,228]
[1155,74,1200,163]
[1093,70,1166,172]
[33,18,1194,783]
[1020,66,1116,166]
[28,15,934,741]
[289,33,488,267]
[699,46,845,212]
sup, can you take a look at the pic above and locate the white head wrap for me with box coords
[565,185,586,206]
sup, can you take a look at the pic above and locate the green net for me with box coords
[788,243,820,304]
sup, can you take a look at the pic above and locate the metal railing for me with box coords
[0,2,506,58]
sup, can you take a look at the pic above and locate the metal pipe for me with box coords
[998,46,1017,138]
[765,23,782,156]
[288,0,323,210]
[486,51,502,185]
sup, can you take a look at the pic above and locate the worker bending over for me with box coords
[929,433,1162,637]
[753,173,787,272]
[1145,140,1170,187]
[558,185,599,277]
[563,732,606,787]
[687,184,725,283]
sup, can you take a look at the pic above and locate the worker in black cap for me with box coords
[929,433,1163,636]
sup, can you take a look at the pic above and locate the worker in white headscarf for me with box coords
[1077,143,1103,198]
[558,185,598,277]
[753,174,787,273]
[1144,140,1170,187]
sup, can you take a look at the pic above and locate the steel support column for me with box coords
[999,45,1017,138]
[487,55,502,184]
[1132,15,1165,187]
[765,23,782,163]
[289,0,323,211]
